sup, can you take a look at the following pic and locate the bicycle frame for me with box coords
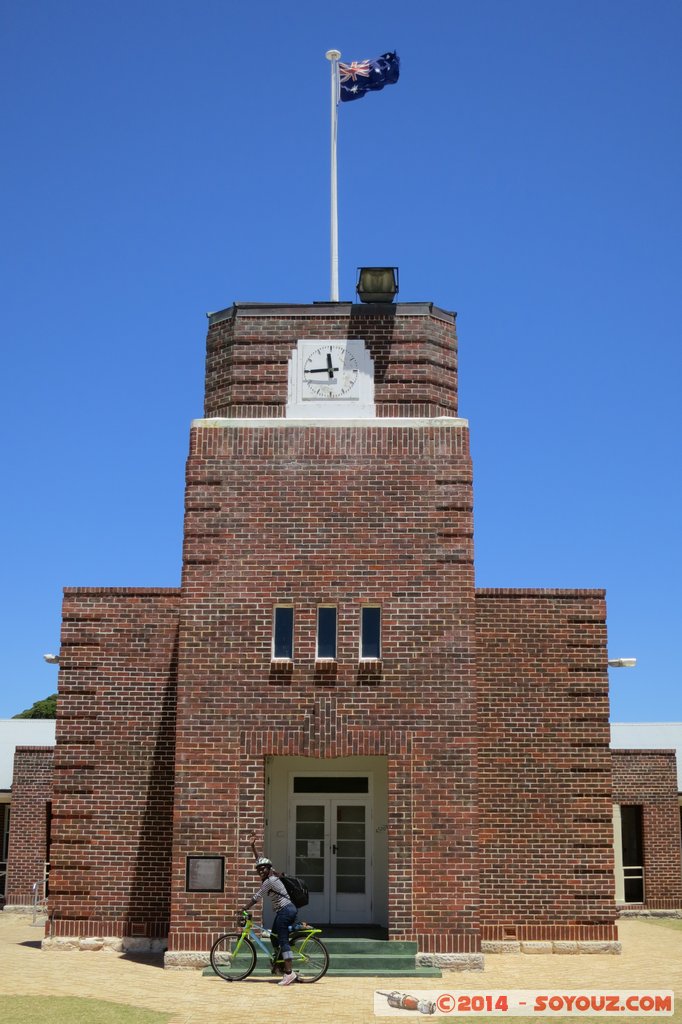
[242,920,273,957]
[241,917,323,960]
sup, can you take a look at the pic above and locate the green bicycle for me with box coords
[210,911,329,983]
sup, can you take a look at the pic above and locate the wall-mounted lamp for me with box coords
[43,653,60,664]
[356,267,399,303]
[608,658,637,668]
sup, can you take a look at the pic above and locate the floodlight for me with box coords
[356,267,399,303]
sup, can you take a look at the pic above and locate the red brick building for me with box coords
[22,300,680,965]
[612,750,682,910]
[3,746,53,909]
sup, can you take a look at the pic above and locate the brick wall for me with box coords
[203,302,458,419]
[49,588,180,939]
[5,747,53,906]
[612,749,682,908]
[476,590,618,943]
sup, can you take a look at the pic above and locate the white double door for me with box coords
[289,795,372,924]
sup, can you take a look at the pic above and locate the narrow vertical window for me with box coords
[317,606,337,660]
[620,805,644,903]
[1,805,10,861]
[361,606,381,660]
[273,605,294,660]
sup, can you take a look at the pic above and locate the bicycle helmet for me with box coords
[256,857,272,869]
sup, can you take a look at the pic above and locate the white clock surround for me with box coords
[287,338,375,419]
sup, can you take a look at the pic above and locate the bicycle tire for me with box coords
[209,932,257,981]
[290,934,329,982]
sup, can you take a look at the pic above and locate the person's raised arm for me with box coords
[248,831,260,862]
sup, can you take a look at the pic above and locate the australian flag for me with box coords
[339,51,400,103]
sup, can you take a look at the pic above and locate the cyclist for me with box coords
[241,835,298,986]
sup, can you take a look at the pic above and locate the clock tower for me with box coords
[168,299,481,965]
[44,292,621,964]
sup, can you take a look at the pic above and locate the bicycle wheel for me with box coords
[290,935,329,982]
[210,933,257,981]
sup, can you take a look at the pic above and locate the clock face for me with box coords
[302,344,359,399]
[287,337,374,418]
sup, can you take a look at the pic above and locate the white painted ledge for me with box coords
[192,416,469,429]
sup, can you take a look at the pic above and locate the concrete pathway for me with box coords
[0,913,680,1023]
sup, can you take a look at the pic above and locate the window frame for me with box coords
[316,605,338,661]
[272,604,294,662]
[360,605,382,661]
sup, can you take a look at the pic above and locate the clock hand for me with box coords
[306,360,340,377]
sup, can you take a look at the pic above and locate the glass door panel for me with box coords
[332,800,371,923]
[294,804,325,893]
[335,805,366,893]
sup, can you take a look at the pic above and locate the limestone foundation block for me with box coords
[577,941,622,955]
[79,938,104,951]
[417,952,484,972]
[163,950,211,970]
[42,936,79,951]
[122,937,154,953]
[481,941,521,954]
[520,941,553,954]
[619,909,682,919]
[102,937,124,953]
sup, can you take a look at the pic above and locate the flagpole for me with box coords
[325,49,341,301]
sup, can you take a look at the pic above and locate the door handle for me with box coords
[331,844,337,854]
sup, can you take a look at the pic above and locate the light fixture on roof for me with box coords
[356,267,399,303]
[608,658,637,668]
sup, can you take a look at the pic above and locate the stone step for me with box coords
[326,967,442,978]
[203,935,442,979]
[320,952,421,971]
[321,938,418,955]
[205,962,442,979]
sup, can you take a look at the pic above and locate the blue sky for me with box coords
[2,1,680,721]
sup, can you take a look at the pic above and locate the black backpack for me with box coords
[279,873,309,908]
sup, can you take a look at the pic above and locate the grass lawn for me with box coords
[637,916,682,933]
[2,996,172,1024]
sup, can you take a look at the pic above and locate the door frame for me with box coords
[287,771,374,924]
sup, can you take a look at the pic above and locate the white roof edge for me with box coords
[192,416,469,429]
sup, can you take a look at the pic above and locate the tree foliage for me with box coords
[13,693,57,719]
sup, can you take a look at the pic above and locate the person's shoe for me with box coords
[277,971,298,986]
